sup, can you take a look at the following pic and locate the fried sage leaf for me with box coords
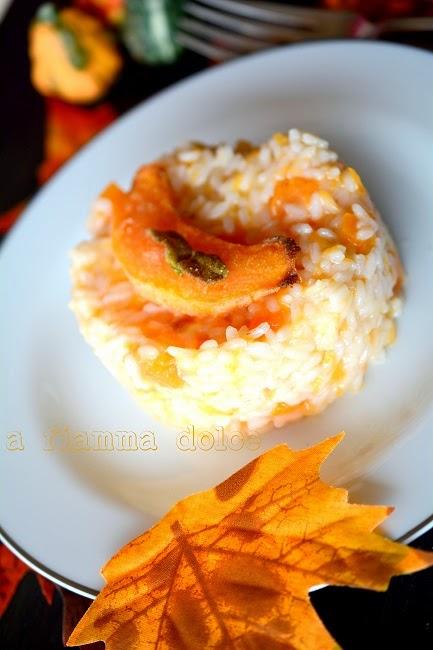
[150,229,228,282]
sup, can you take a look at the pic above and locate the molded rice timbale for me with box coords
[70,130,403,433]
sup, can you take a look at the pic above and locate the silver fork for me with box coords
[176,0,433,60]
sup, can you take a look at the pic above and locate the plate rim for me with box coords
[1,38,433,599]
[2,514,432,599]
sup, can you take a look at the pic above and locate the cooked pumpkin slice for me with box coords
[110,164,300,316]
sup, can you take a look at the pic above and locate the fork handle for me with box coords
[378,16,433,35]
[350,15,433,38]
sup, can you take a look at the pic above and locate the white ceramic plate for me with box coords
[0,0,12,22]
[1,41,433,598]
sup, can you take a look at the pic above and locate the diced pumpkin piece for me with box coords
[110,164,300,317]
[140,352,183,388]
[341,211,375,255]
[273,132,289,146]
[344,167,366,193]
[272,400,313,423]
[269,177,319,219]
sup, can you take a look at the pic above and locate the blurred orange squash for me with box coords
[29,4,122,104]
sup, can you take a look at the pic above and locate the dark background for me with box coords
[1,1,432,648]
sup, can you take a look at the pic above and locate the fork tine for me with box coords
[184,1,312,42]
[187,0,358,34]
[179,16,270,53]
[188,0,318,28]
[176,30,236,60]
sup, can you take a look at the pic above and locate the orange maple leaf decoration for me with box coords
[68,434,433,649]
[0,202,26,235]
[0,545,28,616]
[0,100,116,238]
[0,545,55,616]
[36,573,56,605]
[38,99,117,184]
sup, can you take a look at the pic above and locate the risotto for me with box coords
[70,130,403,432]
